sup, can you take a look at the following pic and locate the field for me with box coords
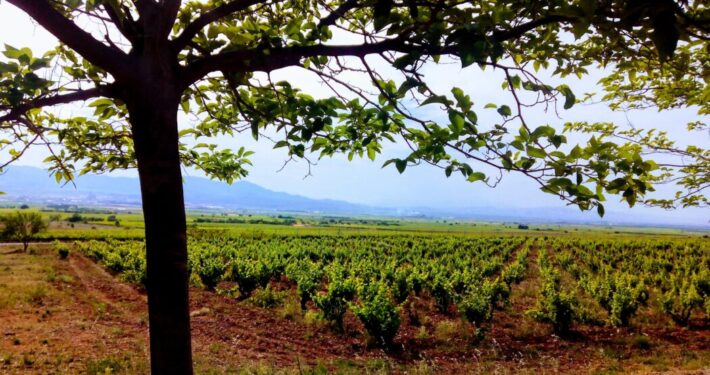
[0,208,708,374]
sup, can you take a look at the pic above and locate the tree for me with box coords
[0,211,47,252]
[0,0,707,373]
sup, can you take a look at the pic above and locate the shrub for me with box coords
[250,286,286,308]
[118,249,147,285]
[660,271,708,326]
[407,267,427,296]
[429,274,454,313]
[391,268,412,304]
[527,265,577,334]
[351,282,401,347]
[433,320,460,342]
[54,241,70,260]
[285,260,323,309]
[278,296,303,321]
[225,259,271,299]
[313,274,356,330]
[583,271,648,327]
[190,247,227,290]
[631,335,652,350]
[66,213,83,223]
[459,289,490,327]
[458,278,509,337]
[502,262,525,286]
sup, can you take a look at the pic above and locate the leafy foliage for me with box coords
[54,240,70,259]
[189,245,227,290]
[660,269,710,326]
[527,250,578,334]
[351,281,400,347]
[0,211,47,252]
[224,258,271,299]
[70,232,709,342]
[0,0,706,213]
[313,264,356,330]
[581,270,648,327]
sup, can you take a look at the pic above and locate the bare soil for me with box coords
[0,244,708,374]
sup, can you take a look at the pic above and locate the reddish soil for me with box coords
[0,246,708,374]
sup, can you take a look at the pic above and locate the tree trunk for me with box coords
[129,92,193,374]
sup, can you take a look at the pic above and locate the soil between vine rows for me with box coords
[0,245,708,374]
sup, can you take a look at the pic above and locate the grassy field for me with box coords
[0,206,705,239]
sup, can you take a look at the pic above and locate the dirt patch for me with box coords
[0,247,708,374]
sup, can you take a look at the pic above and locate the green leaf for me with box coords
[497,105,512,117]
[181,99,190,114]
[373,0,394,31]
[551,135,565,148]
[420,95,450,106]
[367,146,376,161]
[531,125,555,139]
[459,40,486,68]
[606,178,626,192]
[448,110,465,133]
[392,54,419,69]
[3,44,32,60]
[572,20,590,40]
[445,165,453,177]
[273,140,289,148]
[467,172,486,182]
[526,147,546,158]
[398,77,421,95]
[178,129,195,137]
[250,121,259,140]
[596,203,605,217]
[395,159,407,173]
[558,85,576,109]
[88,98,113,107]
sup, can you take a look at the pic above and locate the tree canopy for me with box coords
[0,210,47,252]
[0,0,706,213]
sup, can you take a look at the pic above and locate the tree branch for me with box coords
[102,2,139,44]
[182,38,411,85]
[171,0,271,52]
[492,14,577,41]
[158,0,183,40]
[0,87,109,123]
[317,0,359,29]
[7,0,134,80]
[182,13,582,85]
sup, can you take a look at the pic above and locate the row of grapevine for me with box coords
[70,233,708,344]
[72,234,528,346]
[547,237,709,327]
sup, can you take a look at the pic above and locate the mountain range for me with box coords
[1,166,707,230]
[0,166,384,215]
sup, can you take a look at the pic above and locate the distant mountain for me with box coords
[0,166,384,214]
[1,166,707,230]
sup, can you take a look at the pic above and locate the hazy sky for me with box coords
[0,4,707,224]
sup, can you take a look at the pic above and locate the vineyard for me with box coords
[70,232,709,351]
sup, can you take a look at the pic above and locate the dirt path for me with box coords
[68,254,147,318]
[0,247,149,374]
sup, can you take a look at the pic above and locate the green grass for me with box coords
[2,205,707,243]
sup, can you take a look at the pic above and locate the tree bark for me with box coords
[128,91,193,374]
